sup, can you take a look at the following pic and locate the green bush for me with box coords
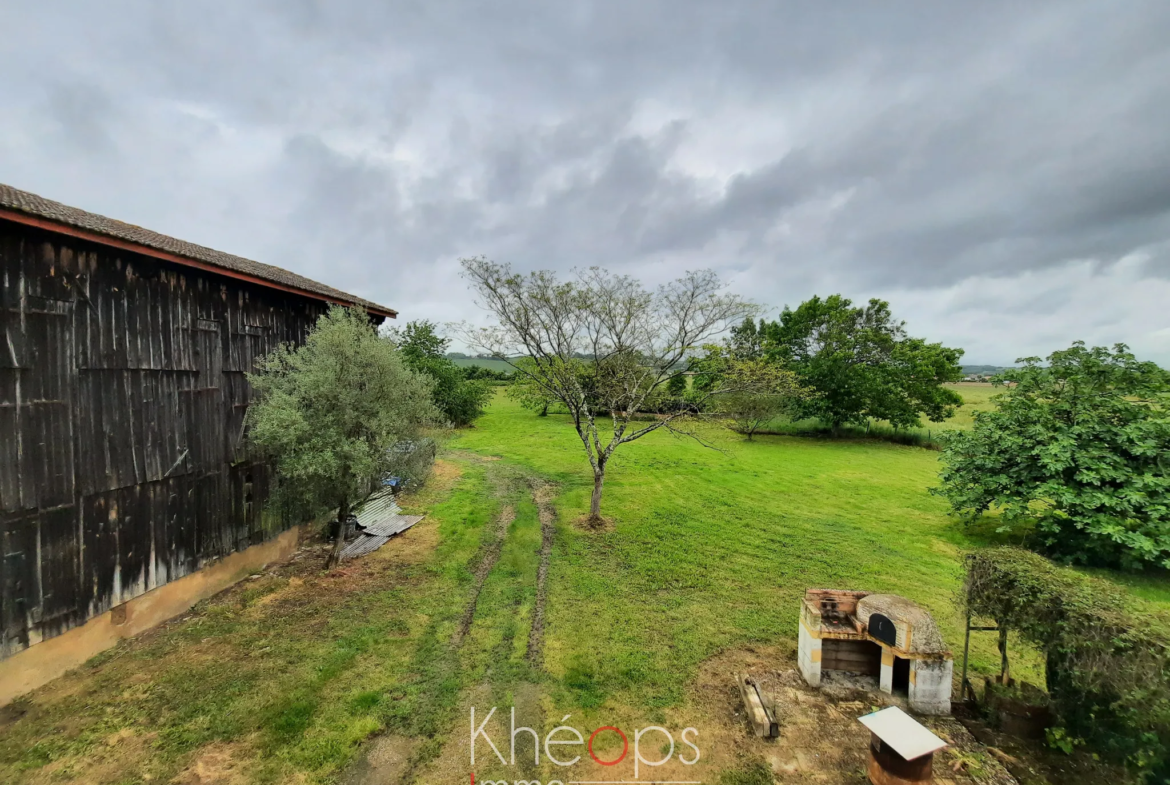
[390,320,492,427]
[936,342,1170,569]
[460,364,513,382]
[965,548,1170,778]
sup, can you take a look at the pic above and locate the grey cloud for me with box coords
[45,83,118,155]
[3,1,1170,361]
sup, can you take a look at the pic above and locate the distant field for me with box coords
[448,356,514,373]
[933,382,999,431]
[848,382,1000,436]
[758,382,1001,440]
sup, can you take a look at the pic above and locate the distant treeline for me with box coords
[961,364,1009,375]
[450,358,1013,380]
[446,355,515,379]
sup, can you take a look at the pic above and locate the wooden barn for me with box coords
[0,184,395,699]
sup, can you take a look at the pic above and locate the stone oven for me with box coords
[798,589,953,715]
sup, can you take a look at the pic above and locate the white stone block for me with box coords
[909,659,953,715]
[798,621,821,686]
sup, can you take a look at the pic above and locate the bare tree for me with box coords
[459,257,758,524]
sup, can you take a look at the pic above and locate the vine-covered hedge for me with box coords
[965,548,1170,778]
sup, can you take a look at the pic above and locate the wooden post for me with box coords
[961,604,972,701]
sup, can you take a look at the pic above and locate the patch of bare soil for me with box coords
[526,480,557,666]
[173,741,254,785]
[572,513,614,532]
[428,458,465,486]
[751,668,1016,784]
[692,646,1020,784]
[453,505,516,645]
[341,734,420,785]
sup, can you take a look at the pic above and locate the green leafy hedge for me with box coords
[965,548,1170,778]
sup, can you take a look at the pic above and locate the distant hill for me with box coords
[961,365,1010,376]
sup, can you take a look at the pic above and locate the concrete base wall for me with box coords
[798,619,822,686]
[879,648,894,693]
[0,525,303,706]
[909,659,953,715]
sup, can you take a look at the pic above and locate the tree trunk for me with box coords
[539,403,549,417]
[588,466,605,525]
[327,498,351,569]
[998,625,1010,683]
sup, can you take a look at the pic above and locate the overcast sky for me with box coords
[4,2,1170,364]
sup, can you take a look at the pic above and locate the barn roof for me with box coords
[0,183,396,318]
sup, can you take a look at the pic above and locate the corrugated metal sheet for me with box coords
[362,516,423,538]
[339,490,423,561]
[354,490,402,527]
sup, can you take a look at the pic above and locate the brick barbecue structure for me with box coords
[798,589,953,715]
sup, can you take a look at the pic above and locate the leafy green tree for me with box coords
[934,342,1170,569]
[878,337,969,427]
[390,320,492,427]
[247,306,439,567]
[666,371,689,397]
[727,317,767,359]
[763,294,963,429]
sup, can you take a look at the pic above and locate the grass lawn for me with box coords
[2,389,1167,784]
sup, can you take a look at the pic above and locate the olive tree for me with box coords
[247,305,440,567]
[460,258,757,524]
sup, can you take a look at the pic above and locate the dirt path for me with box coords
[453,504,515,646]
[349,460,557,785]
[525,480,556,666]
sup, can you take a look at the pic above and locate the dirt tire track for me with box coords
[453,504,515,645]
[526,480,557,665]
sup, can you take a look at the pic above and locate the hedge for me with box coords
[964,548,1170,778]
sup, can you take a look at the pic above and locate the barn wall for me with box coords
[0,219,331,660]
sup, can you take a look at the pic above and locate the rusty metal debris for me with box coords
[339,490,424,561]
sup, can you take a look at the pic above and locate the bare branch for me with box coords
[459,257,760,521]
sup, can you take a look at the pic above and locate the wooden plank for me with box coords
[737,673,778,738]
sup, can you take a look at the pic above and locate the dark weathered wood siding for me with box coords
[0,219,333,658]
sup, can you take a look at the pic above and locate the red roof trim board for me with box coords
[0,184,396,319]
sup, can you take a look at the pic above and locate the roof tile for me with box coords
[0,183,396,316]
